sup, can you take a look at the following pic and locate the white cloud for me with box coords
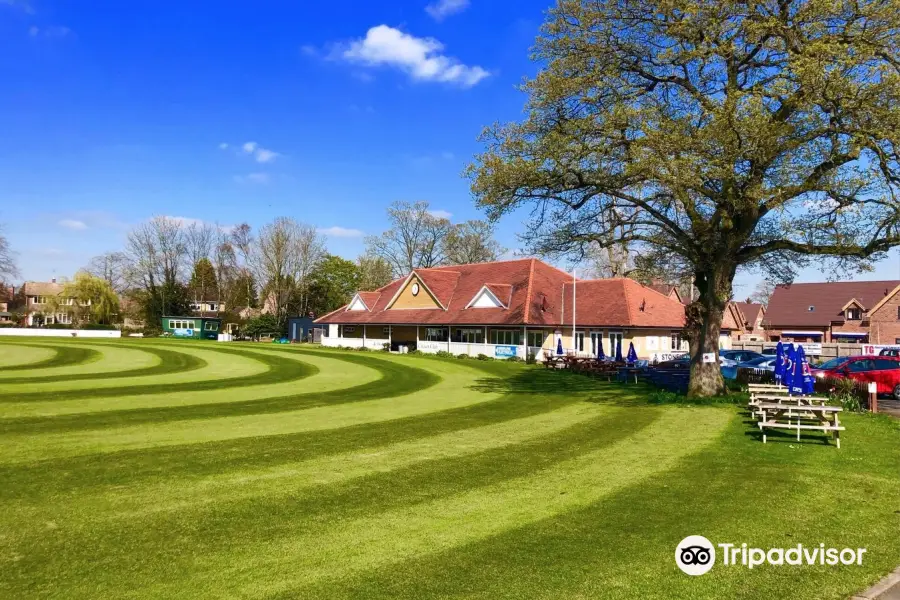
[58,219,87,231]
[233,172,270,184]
[254,148,278,163]
[238,141,279,163]
[218,142,229,150]
[425,0,470,21]
[29,25,72,38]
[428,209,453,219]
[339,25,489,87]
[319,226,365,238]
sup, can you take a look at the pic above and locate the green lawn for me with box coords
[0,338,897,599]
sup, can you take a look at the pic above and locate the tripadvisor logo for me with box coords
[675,536,867,576]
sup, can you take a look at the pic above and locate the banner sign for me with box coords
[174,328,194,338]
[650,352,688,362]
[494,345,518,358]
[860,344,900,356]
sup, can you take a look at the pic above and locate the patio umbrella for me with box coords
[626,342,638,363]
[791,345,815,396]
[782,343,797,395]
[596,338,606,361]
[773,342,785,385]
[615,338,623,362]
[556,337,563,356]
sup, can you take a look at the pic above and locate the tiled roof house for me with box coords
[315,258,710,360]
[763,280,900,344]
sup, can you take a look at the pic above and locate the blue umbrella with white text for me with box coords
[791,345,815,396]
[556,337,563,356]
[773,342,785,384]
[783,343,797,394]
[596,338,606,361]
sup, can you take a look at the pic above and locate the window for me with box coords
[670,332,687,351]
[342,326,355,335]
[846,308,860,320]
[590,332,603,354]
[528,331,545,348]
[426,327,448,342]
[874,359,900,370]
[491,330,520,345]
[897,307,900,320]
[608,332,624,354]
[848,359,874,373]
[383,326,391,336]
[204,321,219,332]
[808,306,815,312]
[574,331,585,352]
[456,328,483,343]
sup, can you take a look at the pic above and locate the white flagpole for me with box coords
[572,269,576,354]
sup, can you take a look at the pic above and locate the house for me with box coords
[763,280,900,344]
[21,279,82,326]
[190,299,225,318]
[314,258,712,361]
[722,301,766,341]
[648,282,684,304]
[0,286,13,322]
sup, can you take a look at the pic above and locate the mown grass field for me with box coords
[0,337,897,599]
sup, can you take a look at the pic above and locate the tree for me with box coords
[443,220,504,265]
[357,254,394,290]
[189,258,218,302]
[749,280,776,307]
[251,217,325,326]
[126,216,192,325]
[0,224,18,282]
[184,222,217,268]
[85,252,129,294]
[60,272,121,325]
[307,255,361,317]
[242,314,282,340]
[230,272,259,309]
[468,0,900,396]
[365,201,452,276]
[229,223,255,309]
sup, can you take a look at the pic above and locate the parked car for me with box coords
[879,348,900,357]
[719,350,764,367]
[722,356,776,380]
[811,355,900,399]
[761,347,777,356]
[654,354,691,370]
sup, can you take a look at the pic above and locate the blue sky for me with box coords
[1,0,897,296]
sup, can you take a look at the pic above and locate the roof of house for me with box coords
[315,258,686,328]
[648,283,683,303]
[735,302,764,327]
[866,284,900,318]
[764,280,900,327]
[22,281,65,296]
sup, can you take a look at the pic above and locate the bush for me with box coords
[40,323,74,329]
[828,377,864,412]
[81,323,118,330]
[0,322,17,328]
[506,356,524,362]
[476,354,493,361]
[456,353,470,360]
[382,343,391,352]
[354,346,370,351]
[435,350,454,358]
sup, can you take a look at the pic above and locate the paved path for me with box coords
[877,397,900,419]
[853,566,900,599]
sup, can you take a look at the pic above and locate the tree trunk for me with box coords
[686,264,733,397]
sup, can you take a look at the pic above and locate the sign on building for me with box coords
[494,345,518,358]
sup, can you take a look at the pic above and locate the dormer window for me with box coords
[846,308,860,320]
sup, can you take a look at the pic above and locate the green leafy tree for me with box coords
[243,314,282,339]
[468,0,900,396]
[307,255,361,317]
[48,272,121,325]
[189,257,218,301]
[230,272,259,309]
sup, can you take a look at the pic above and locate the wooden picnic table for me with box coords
[756,403,844,448]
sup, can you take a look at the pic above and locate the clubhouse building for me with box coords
[315,258,714,361]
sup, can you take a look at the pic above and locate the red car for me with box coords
[812,355,900,399]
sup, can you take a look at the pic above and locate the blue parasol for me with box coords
[626,342,638,363]
[773,342,785,384]
[615,338,623,362]
[556,337,563,356]
[783,343,797,394]
[791,345,815,396]
[596,337,606,361]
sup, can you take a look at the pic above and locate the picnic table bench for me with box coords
[748,393,825,412]
[756,403,844,448]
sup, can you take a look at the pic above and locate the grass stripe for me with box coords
[0,344,206,384]
[0,344,57,368]
[0,343,101,371]
[0,373,631,502]
[0,357,499,464]
[0,343,161,382]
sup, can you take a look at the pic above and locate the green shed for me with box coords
[161,316,222,340]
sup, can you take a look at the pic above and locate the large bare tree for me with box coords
[85,251,130,294]
[469,0,900,396]
[184,222,217,267]
[229,223,255,310]
[125,216,191,322]
[0,225,18,282]
[365,201,452,276]
[252,217,325,325]
[443,220,504,265]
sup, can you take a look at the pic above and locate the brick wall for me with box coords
[869,292,900,344]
